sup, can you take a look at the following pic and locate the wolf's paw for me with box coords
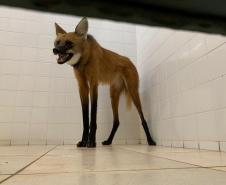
[86,140,96,148]
[102,140,112,146]
[77,141,87,147]
[148,140,156,146]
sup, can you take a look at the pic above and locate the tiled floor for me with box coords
[1,145,226,184]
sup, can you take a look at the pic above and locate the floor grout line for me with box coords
[118,147,225,170]
[0,145,58,184]
[12,167,205,176]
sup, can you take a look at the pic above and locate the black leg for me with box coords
[128,87,156,146]
[102,120,119,145]
[102,84,121,146]
[142,119,156,145]
[77,102,89,147]
[77,81,89,148]
[87,84,98,148]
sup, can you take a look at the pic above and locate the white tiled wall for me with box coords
[0,6,139,145]
[136,25,226,151]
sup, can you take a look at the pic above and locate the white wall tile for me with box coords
[0,60,20,75]
[181,115,198,141]
[35,63,51,76]
[49,78,66,93]
[13,107,32,124]
[184,141,199,149]
[0,107,14,122]
[0,75,18,90]
[31,107,48,124]
[0,91,16,106]
[29,124,47,145]
[33,92,49,107]
[0,124,11,140]
[47,124,64,145]
[63,124,81,142]
[15,91,33,107]
[220,142,226,152]
[49,93,65,107]
[20,62,36,75]
[197,111,218,141]
[11,123,29,145]
[0,17,9,30]
[199,141,219,151]
[34,76,50,91]
[17,76,34,91]
[214,108,226,141]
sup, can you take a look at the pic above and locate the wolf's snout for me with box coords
[53,48,59,55]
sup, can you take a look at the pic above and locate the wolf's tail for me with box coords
[124,87,132,109]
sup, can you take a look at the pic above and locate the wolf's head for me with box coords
[53,17,88,66]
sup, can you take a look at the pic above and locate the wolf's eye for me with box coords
[55,40,60,45]
[65,40,73,46]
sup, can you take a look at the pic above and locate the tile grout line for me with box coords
[14,166,204,176]
[0,145,58,184]
[118,147,211,169]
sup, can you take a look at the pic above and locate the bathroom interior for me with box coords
[1,1,226,184]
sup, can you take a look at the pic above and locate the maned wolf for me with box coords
[53,17,156,148]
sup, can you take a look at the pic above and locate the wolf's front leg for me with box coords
[87,84,98,148]
[77,80,89,147]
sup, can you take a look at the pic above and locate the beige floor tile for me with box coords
[20,147,194,174]
[151,151,226,167]
[0,175,9,182]
[0,156,37,174]
[119,145,201,154]
[3,168,226,185]
[0,146,55,156]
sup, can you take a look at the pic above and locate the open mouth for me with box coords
[57,53,74,64]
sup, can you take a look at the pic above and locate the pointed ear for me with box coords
[55,23,66,36]
[75,17,88,38]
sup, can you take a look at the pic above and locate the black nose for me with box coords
[53,48,59,55]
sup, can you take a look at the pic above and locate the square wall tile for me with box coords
[21,47,38,61]
[17,76,34,91]
[35,63,51,76]
[181,115,198,141]
[49,78,66,93]
[49,93,66,107]
[184,141,199,149]
[31,107,48,124]
[47,124,64,145]
[63,124,82,141]
[0,107,14,123]
[196,111,218,141]
[0,60,20,75]
[34,76,50,91]
[13,107,32,124]
[11,123,29,145]
[0,123,11,140]
[33,92,49,107]
[15,91,33,107]
[20,62,36,76]
[214,108,226,141]
[199,141,219,151]
[220,142,226,152]
[0,90,16,106]
[29,124,47,145]
[0,75,18,90]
